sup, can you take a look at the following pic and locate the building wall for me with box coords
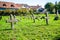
[0,1,42,10]
[0,1,20,10]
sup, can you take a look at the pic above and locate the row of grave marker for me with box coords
[0,9,59,30]
[9,12,48,30]
[0,12,48,30]
[7,11,59,30]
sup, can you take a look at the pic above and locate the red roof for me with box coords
[0,1,42,10]
[0,1,20,8]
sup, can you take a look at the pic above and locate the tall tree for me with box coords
[54,1,59,14]
[58,2,60,9]
[45,2,54,13]
[58,1,60,14]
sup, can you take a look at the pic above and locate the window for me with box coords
[11,5,14,7]
[3,4,6,6]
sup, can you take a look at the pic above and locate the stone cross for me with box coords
[14,15,16,19]
[31,13,35,23]
[43,9,49,25]
[13,15,18,24]
[29,10,35,23]
[45,12,49,25]
[7,14,18,30]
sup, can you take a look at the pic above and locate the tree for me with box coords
[58,1,60,14]
[17,8,29,16]
[3,9,12,15]
[45,2,54,13]
[58,2,60,9]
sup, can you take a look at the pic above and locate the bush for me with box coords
[40,16,45,19]
[54,16,59,20]
[0,8,36,16]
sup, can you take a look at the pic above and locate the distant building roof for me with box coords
[0,1,19,9]
[0,1,42,10]
[29,5,41,10]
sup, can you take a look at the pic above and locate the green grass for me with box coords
[0,14,60,40]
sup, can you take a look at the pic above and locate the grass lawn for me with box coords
[0,14,60,40]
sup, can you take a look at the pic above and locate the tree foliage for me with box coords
[45,1,60,14]
[45,2,54,13]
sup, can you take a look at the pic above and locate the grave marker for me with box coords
[7,14,18,30]
[31,13,35,23]
[29,10,35,23]
[13,15,18,24]
[42,9,49,25]
[45,12,49,25]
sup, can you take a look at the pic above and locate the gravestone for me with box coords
[31,14,41,22]
[7,14,18,30]
[29,10,35,23]
[31,13,35,23]
[45,12,49,25]
[43,9,49,25]
[13,15,18,24]
[14,15,16,19]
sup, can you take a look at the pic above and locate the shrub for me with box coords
[40,16,45,19]
[54,16,59,20]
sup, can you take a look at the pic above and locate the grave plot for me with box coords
[0,14,60,40]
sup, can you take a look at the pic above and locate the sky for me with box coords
[0,0,60,8]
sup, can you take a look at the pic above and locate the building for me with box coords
[37,7,44,12]
[0,1,20,10]
[29,5,41,10]
[0,1,42,10]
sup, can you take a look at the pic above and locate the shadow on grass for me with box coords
[31,24,49,27]
[0,28,12,31]
[53,35,60,40]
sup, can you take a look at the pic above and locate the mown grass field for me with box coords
[0,14,60,40]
